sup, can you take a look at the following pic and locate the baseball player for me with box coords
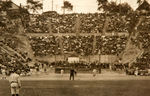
[60,69,64,77]
[1,67,6,80]
[9,69,21,96]
[93,69,97,77]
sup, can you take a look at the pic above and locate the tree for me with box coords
[118,2,133,15]
[0,1,12,12]
[97,0,133,14]
[26,0,42,14]
[97,0,108,12]
[136,0,150,14]
[62,1,73,14]
[137,0,144,5]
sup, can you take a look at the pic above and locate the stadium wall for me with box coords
[35,55,117,63]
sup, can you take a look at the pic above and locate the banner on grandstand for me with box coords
[68,57,79,63]
[79,55,117,63]
[100,55,117,63]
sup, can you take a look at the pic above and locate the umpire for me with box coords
[70,67,76,80]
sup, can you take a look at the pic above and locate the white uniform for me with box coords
[9,73,21,95]
[1,69,6,79]
[93,69,97,77]
[61,69,64,76]
[134,67,138,76]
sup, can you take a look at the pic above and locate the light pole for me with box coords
[56,4,58,12]
[52,0,53,11]
[42,0,44,13]
[63,0,65,14]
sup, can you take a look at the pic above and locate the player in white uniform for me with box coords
[9,70,21,96]
[93,69,97,77]
[134,67,139,76]
[1,68,6,80]
[60,69,64,77]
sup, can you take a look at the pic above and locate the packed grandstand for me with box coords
[0,1,150,76]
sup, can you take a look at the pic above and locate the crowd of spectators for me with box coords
[29,36,61,56]
[29,35,127,56]
[0,51,31,75]
[138,16,150,31]
[28,12,150,34]
[79,13,105,33]
[62,36,93,55]
[0,18,31,75]
[26,12,145,57]
[27,13,77,33]
[133,52,150,70]
[2,10,150,75]
[106,14,130,32]
[124,30,150,75]
[38,61,109,73]
[96,35,127,55]
[135,31,150,49]
[27,12,133,33]
[125,51,150,75]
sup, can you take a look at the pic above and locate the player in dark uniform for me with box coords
[70,67,76,80]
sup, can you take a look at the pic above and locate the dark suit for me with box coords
[70,69,75,80]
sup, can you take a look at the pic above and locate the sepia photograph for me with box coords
[0,0,150,96]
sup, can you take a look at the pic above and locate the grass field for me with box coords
[0,80,150,96]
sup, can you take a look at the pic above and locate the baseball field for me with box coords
[1,73,150,96]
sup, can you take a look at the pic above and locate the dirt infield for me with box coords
[18,70,150,81]
[18,73,150,81]
[2,69,150,81]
